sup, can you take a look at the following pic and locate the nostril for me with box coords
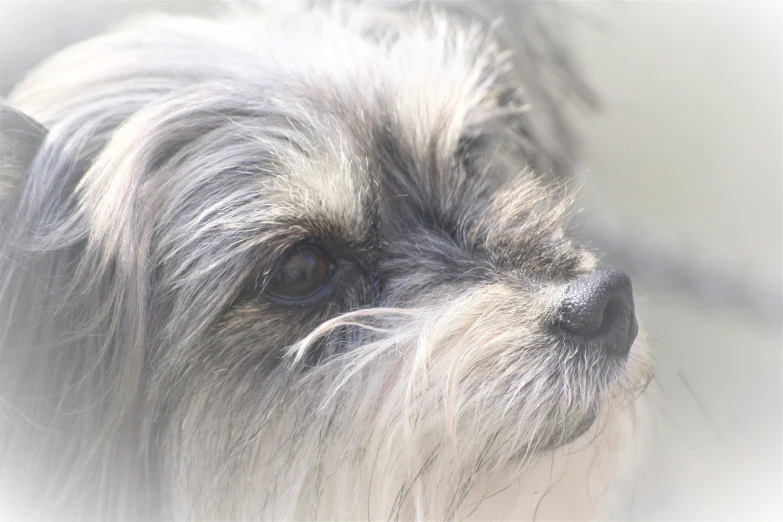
[557,268,638,356]
[595,296,623,337]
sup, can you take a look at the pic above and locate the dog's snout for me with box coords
[557,268,638,357]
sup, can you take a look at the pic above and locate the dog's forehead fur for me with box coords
[11,6,585,308]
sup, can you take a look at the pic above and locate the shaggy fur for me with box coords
[0,2,652,521]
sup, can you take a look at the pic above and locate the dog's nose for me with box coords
[557,268,638,357]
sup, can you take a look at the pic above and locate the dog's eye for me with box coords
[266,246,333,300]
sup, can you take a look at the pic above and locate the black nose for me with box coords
[557,268,638,357]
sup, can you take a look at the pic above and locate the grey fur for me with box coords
[0,3,651,521]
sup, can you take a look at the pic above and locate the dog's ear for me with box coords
[0,99,47,203]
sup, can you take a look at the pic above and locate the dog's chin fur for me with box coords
[0,2,652,521]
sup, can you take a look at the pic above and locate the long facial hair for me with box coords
[0,3,650,521]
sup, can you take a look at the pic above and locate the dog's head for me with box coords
[0,4,650,521]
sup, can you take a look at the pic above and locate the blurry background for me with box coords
[1,1,781,519]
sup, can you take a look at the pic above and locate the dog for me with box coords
[0,2,652,520]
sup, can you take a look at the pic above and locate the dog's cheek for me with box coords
[188,284,373,363]
[209,303,325,360]
[353,286,569,457]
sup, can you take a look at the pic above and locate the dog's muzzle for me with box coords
[556,268,638,358]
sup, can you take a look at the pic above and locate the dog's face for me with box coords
[0,5,650,521]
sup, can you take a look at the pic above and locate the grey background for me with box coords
[1,1,781,519]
